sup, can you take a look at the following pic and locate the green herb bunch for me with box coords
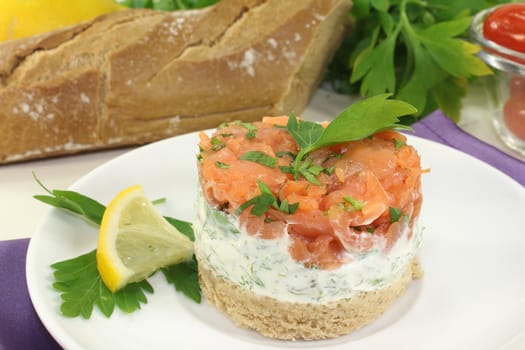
[325,0,510,122]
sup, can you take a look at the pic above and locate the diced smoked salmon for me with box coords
[198,116,423,270]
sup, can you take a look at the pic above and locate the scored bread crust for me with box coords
[0,0,351,163]
[197,255,423,341]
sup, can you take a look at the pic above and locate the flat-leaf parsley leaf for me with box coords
[51,250,153,318]
[34,177,201,319]
[325,0,495,120]
[288,94,416,176]
[236,180,299,217]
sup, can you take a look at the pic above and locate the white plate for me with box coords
[26,132,525,350]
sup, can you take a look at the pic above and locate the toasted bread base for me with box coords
[197,256,422,340]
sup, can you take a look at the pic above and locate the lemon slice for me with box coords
[96,184,193,292]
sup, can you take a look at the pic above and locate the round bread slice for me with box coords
[197,256,422,340]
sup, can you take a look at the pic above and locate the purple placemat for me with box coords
[412,110,525,187]
[0,238,62,350]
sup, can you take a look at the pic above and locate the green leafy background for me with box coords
[325,0,511,122]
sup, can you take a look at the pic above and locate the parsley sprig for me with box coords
[326,0,497,121]
[51,250,153,318]
[343,196,367,210]
[287,94,416,179]
[233,120,258,139]
[240,151,278,168]
[389,206,403,223]
[33,175,201,319]
[235,180,298,217]
[33,174,105,226]
[236,95,416,215]
[297,160,325,185]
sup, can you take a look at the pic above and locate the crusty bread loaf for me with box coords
[198,255,422,340]
[0,0,351,163]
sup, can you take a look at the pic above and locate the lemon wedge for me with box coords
[96,184,193,292]
[0,0,124,42]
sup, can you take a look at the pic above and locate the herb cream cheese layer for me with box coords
[194,190,422,304]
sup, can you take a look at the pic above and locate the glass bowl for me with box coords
[470,5,525,156]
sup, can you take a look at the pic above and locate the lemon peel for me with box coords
[0,0,124,42]
[96,184,193,292]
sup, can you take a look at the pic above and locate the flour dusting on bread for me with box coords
[0,0,351,163]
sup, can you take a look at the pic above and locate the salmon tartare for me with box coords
[194,107,424,340]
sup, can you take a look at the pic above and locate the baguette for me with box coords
[0,0,351,164]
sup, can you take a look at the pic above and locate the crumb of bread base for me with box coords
[197,256,423,341]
